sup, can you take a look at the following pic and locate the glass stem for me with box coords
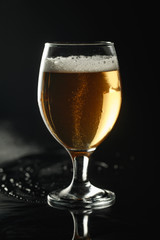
[68,151,93,194]
[73,155,89,183]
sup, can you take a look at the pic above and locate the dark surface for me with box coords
[0,121,156,239]
[0,0,155,239]
[0,193,155,240]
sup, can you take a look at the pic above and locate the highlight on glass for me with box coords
[37,41,122,209]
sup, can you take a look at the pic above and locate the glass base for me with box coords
[47,184,115,210]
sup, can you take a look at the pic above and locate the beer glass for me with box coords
[38,42,122,209]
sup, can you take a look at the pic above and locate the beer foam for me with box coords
[44,55,118,72]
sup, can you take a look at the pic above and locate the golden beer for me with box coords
[39,70,121,150]
[38,43,122,208]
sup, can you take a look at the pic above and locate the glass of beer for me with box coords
[38,42,122,209]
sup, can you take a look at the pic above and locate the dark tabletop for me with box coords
[0,116,155,240]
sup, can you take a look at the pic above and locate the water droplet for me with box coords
[113,164,119,170]
[63,165,68,171]
[4,187,8,191]
[2,174,6,181]
[9,178,14,183]
[97,166,102,172]
[9,191,14,196]
[25,188,31,193]
[15,182,22,189]
[26,166,34,173]
[25,172,30,179]
[98,162,108,169]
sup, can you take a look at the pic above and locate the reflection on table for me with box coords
[0,150,155,239]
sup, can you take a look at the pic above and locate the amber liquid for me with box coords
[39,71,122,150]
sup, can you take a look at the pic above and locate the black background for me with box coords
[0,0,156,239]
[0,0,155,151]
[0,0,155,161]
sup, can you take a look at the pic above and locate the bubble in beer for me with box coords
[43,55,119,72]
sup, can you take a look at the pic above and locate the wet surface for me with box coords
[0,152,156,239]
[0,150,135,205]
[0,153,71,204]
[0,191,155,240]
[0,119,156,239]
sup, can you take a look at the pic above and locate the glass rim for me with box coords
[45,41,114,47]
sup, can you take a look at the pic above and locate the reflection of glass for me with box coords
[51,206,112,240]
[38,42,122,208]
[71,209,91,240]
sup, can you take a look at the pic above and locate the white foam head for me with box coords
[43,55,118,72]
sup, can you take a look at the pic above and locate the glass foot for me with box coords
[47,184,115,209]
